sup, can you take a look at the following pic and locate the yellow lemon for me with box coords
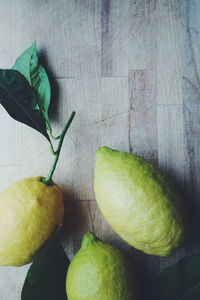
[94,146,185,256]
[0,176,64,266]
[66,232,137,300]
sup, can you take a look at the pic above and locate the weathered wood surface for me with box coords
[0,0,200,299]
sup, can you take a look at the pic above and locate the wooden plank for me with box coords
[55,77,129,127]
[179,0,200,248]
[129,69,157,162]
[156,105,189,279]
[22,0,75,78]
[128,2,157,70]
[0,1,22,68]
[157,105,185,188]
[156,2,182,105]
[157,0,179,17]
[129,0,157,19]
[22,0,101,78]
[54,78,102,128]
[179,0,200,102]
[101,0,129,76]
[73,0,101,78]
[101,77,129,120]
[183,105,200,225]
[0,1,22,169]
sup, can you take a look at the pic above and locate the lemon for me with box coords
[0,176,64,266]
[94,146,185,256]
[66,232,137,300]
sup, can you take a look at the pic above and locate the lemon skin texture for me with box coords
[94,146,185,256]
[0,176,64,266]
[66,233,137,300]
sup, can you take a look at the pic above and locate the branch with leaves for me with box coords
[0,42,75,185]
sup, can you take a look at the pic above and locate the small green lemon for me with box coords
[66,232,137,300]
[94,146,185,256]
[0,176,64,266]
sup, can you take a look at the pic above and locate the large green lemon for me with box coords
[0,176,64,266]
[94,146,185,256]
[66,232,137,300]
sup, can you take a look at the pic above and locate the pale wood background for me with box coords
[0,0,200,299]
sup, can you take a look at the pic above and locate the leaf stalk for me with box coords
[42,111,75,185]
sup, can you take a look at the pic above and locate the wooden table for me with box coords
[0,0,199,299]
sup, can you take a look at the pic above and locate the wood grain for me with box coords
[129,1,157,70]
[0,1,22,69]
[0,0,200,299]
[179,0,200,250]
[156,8,182,105]
[158,105,184,187]
[129,69,157,161]
[101,0,129,76]
[22,0,76,78]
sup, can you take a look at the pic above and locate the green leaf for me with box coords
[153,254,200,300]
[21,229,69,300]
[0,69,49,140]
[12,42,51,124]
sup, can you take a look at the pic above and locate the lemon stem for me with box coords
[47,121,61,140]
[42,111,76,185]
[49,139,56,155]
